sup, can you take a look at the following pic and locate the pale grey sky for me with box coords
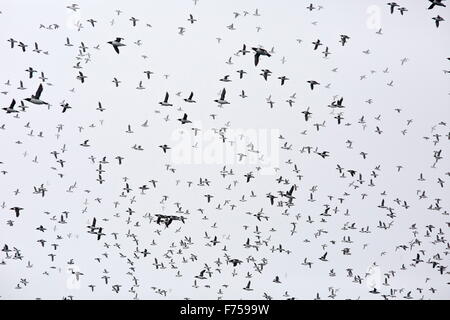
[0,0,449,300]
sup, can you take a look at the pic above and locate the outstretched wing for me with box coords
[113,44,120,54]
[220,88,226,100]
[164,92,169,102]
[254,53,260,66]
[35,84,43,99]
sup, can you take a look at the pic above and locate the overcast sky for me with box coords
[0,0,449,300]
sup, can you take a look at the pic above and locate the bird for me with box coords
[188,14,197,24]
[307,80,320,90]
[178,113,192,124]
[243,281,253,291]
[60,101,71,113]
[214,88,229,105]
[340,35,350,46]
[252,47,271,66]
[387,2,399,14]
[2,99,19,114]
[278,76,289,86]
[24,84,48,105]
[159,92,172,106]
[108,38,126,54]
[130,17,139,26]
[66,4,79,11]
[184,92,196,103]
[10,207,23,218]
[159,144,170,153]
[312,39,322,50]
[76,72,87,83]
[432,15,444,28]
[112,78,121,87]
[428,0,446,10]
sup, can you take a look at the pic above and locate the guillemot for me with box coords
[24,84,48,105]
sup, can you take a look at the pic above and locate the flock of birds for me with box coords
[0,1,449,300]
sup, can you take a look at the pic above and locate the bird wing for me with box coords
[220,88,226,100]
[254,53,260,66]
[35,84,43,99]
[113,44,120,54]
[288,185,295,195]
[164,92,169,102]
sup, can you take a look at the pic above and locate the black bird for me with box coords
[340,35,350,46]
[77,71,87,83]
[178,113,191,124]
[182,91,195,103]
[237,69,246,79]
[319,252,328,261]
[302,107,312,121]
[188,14,197,24]
[432,15,444,28]
[239,44,250,55]
[25,67,37,79]
[159,144,170,153]
[10,207,23,217]
[260,69,272,81]
[307,80,320,90]
[278,76,289,85]
[312,39,322,50]
[60,101,71,113]
[398,7,408,15]
[428,0,446,10]
[107,38,126,54]
[130,17,138,26]
[387,2,399,14]
[159,92,172,106]
[330,97,345,108]
[2,99,18,114]
[252,47,271,66]
[24,84,48,105]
